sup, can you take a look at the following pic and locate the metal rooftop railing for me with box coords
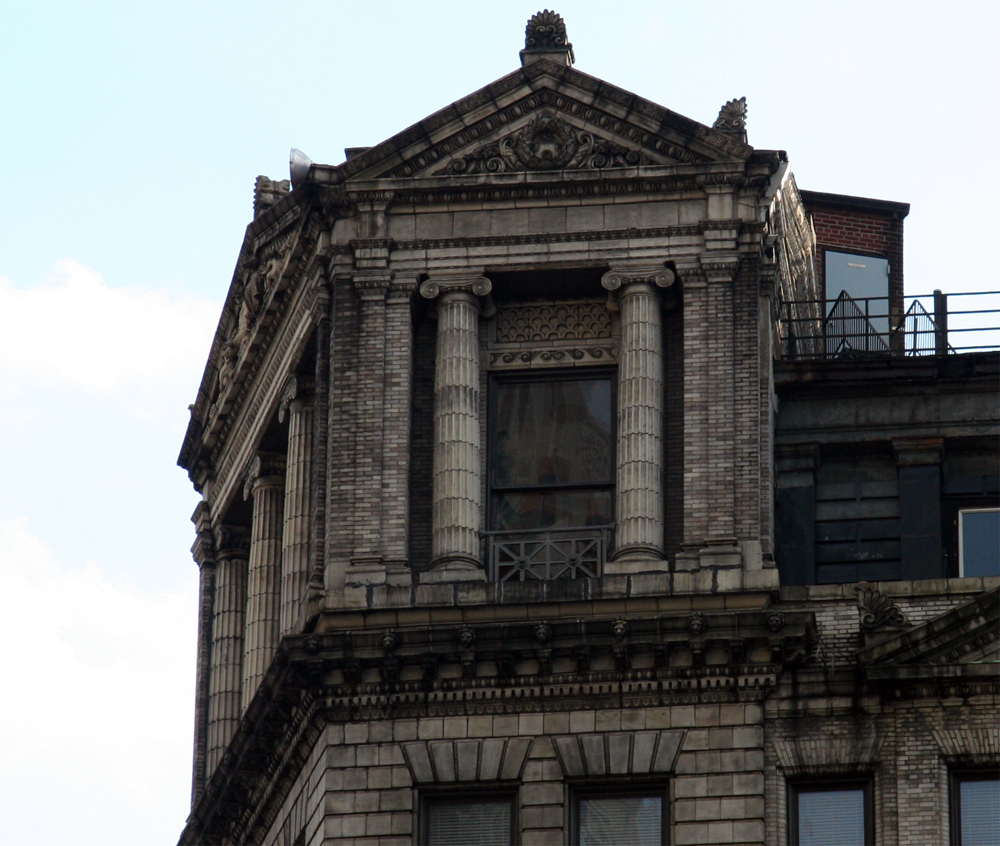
[777,290,1000,360]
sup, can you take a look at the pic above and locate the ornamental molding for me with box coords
[436,110,655,175]
[489,346,616,370]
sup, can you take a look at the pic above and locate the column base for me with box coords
[419,559,486,583]
[604,555,669,576]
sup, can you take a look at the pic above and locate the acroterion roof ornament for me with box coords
[712,97,748,144]
[520,10,574,67]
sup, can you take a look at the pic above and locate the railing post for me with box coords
[934,289,948,355]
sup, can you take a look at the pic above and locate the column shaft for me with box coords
[281,396,314,635]
[206,546,247,774]
[242,457,285,710]
[432,291,482,568]
[614,282,665,558]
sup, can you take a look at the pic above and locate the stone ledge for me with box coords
[779,576,999,603]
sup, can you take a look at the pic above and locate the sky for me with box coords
[0,2,997,843]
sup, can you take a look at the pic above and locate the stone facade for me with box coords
[177,11,998,846]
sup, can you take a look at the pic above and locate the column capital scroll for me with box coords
[243,452,287,500]
[601,268,675,292]
[278,375,315,423]
[419,275,491,300]
[213,524,251,560]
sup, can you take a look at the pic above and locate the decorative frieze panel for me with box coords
[495,300,612,343]
[488,298,617,370]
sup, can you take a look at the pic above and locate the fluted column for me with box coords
[241,452,286,710]
[189,503,215,805]
[602,268,674,568]
[419,274,492,581]
[206,525,249,775]
[279,377,314,635]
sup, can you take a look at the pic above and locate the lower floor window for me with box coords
[575,789,666,846]
[421,793,514,846]
[952,773,1000,845]
[789,781,873,846]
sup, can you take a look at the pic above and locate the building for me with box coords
[176,11,999,846]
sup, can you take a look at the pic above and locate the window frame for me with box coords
[418,788,518,846]
[957,507,1000,578]
[787,779,874,846]
[487,367,617,533]
[943,497,1000,578]
[571,783,670,846]
[950,770,1000,846]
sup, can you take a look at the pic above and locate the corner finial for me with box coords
[713,96,748,144]
[521,10,574,67]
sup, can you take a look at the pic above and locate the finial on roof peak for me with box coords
[713,97,748,144]
[521,10,574,67]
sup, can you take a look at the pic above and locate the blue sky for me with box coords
[0,2,996,843]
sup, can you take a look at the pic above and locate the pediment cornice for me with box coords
[321,60,752,185]
[857,588,1000,697]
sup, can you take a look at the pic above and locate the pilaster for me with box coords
[241,452,286,710]
[894,437,944,580]
[419,273,492,582]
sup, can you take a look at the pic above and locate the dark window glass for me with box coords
[954,775,1000,845]
[490,374,613,531]
[576,792,664,846]
[422,796,513,846]
[790,783,872,846]
[959,509,1000,577]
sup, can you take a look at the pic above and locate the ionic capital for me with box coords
[243,451,287,500]
[213,524,251,560]
[278,375,315,423]
[601,268,675,293]
[419,275,492,300]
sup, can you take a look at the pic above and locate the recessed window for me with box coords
[959,508,1000,577]
[952,773,1000,845]
[487,372,614,580]
[420,793,514,846]
[575,789,666,846]
[789,782,873,846]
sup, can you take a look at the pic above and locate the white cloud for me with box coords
[0,517,198,845]
[0,260,220,419]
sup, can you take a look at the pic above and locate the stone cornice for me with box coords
[179,606,813,843]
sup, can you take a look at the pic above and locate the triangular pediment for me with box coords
[338,59,752,182]
[859,588,1000,675]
